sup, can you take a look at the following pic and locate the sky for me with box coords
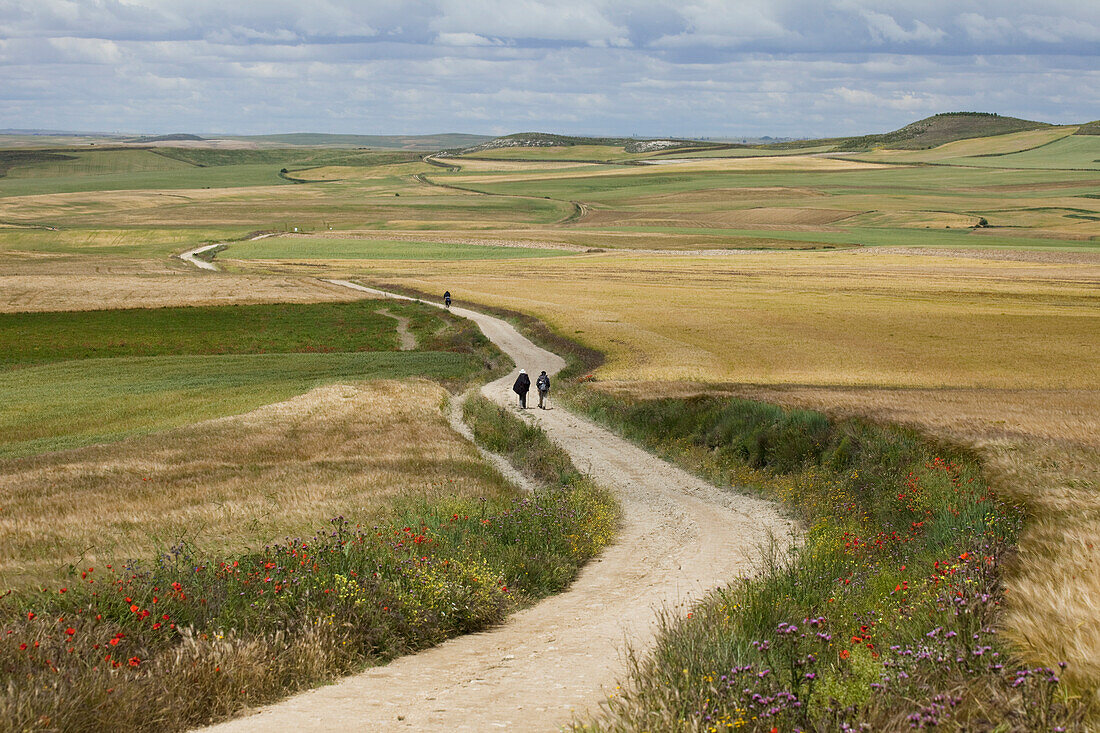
[1,0,1098,138]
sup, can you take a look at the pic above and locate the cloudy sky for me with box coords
[1,0,1097,138]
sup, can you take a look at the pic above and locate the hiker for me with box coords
[512,369,531,409]
[443,290,452,308]
[536,370,550,409]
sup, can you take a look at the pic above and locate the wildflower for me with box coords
[65,627,75,636]
[128,656,141,667]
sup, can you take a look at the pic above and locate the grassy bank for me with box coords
[0,396,617,731]
[566,391,1085,731]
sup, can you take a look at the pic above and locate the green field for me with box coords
[0,352,478,459]
[0,300,502,458]
[0,300,453,366]
[0,163,292,197]
[225,236,570,260]
[951,134,1100,170]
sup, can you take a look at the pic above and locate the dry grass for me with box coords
[0,380,509,589]
[0,268,366,313]
[321,249,1100,389]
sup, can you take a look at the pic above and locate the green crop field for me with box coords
[0,299,502,458]
[225,236,570,260]
[951,133,1100,170]
[0,300,443,366]
[0,163,292,197]
[0,352,478,459]
[1,149,194,178]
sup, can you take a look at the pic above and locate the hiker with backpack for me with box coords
[536,370,550,409]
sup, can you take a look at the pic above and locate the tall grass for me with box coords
[0,394,617,732]
[568,392,1086,731]
[0,479,615,730]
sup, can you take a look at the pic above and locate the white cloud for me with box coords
[435,32,503,46]
[0,1,1096,136]
[860,10,945,45]
[430,0,627,43]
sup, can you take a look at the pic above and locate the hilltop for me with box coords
[124,133,205,143]
[828,112,1050,151]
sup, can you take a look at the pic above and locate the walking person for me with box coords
[512,369,531,409]
[536,370,551,409]
[443,290,452,309]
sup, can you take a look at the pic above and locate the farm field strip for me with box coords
[223,235,571,260]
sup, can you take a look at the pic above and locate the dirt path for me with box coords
[202,281,791,732]
[376,307,417,350]
[178,233,277,270]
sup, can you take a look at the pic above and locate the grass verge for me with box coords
[567,391,1086,731]
[0,397,617,731]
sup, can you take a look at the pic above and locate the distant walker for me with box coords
[443,290,452,309]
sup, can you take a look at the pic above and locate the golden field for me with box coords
[0,380,509,589]
[251,248,1100,390]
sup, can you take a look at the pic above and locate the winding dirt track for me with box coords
[203,281,791,732]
